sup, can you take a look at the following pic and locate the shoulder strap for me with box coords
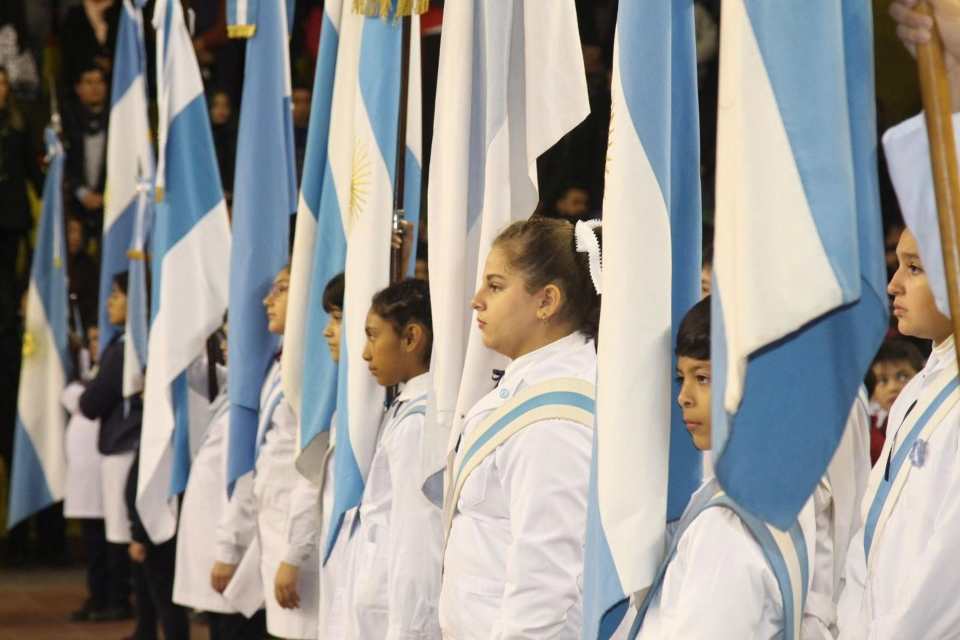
[630,485,808,640]
[442,377,595,543]
[863,369,960,561]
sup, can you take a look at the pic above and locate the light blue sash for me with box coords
[629,480,809,640]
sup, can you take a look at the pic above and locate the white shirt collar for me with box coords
[499,331,590,389]
[398,370,432,402]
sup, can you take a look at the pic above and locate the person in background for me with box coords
[64,63,109,238]
[60,0,119,88]
[209,88,237,201]
[866,338,926,465]
[66,212,100,329]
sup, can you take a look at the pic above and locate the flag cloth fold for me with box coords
[99,0,154,353]
[425,0,589,480]
[582,2,703,637]
[224,0,296,491]
[710,0,888,529]
[137,0,231,543]
[7,127,70,528]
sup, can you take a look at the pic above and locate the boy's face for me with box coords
[107,284,127,326]
[872,359,917,412]
[888,229,953,343]
[677,355,712,451]
[323,307,343,363]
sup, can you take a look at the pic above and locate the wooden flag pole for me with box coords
[917,2,960,363]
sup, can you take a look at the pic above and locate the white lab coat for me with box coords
[439,332,596,639]
[217,361,320,639]
[101,450,135,543]
[803,392,871,639]
[62,381,104,519]
[837,337,960,639]
[173,390,238,613]
[348,372,443,639]
[637,478,817,640]
[318,425,356,639]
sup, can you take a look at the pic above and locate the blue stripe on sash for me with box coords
[863,376,959,558]
[397,404,427,422]
[455,391,596,481]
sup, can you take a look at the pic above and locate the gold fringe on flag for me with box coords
[127,249,146,261]
[353,0,429,18]
[227,24,257,39]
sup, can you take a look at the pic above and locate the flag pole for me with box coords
[390,13,413,284]
[916,2,960,364]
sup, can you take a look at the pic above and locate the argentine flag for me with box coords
[224,0,297,490]
[100,0,153,354]
[138,0,232,543]
[582,2,703,637]
[710,1,888,528]
[122,182,152,401]
[281,0,347,466]
[296,4,422,559]
[426,0,589,472]
[7,128,70,528]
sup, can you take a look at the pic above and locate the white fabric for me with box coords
[838,337,960,639]
[439,332,596,639]
[348,372,442,639]
[101,450,135,543]
[62,382,103,519]
[173,393,237,613]
[638,479,817,640]
[318,426,356,639]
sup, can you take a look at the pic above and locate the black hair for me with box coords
[872,338,925,373]
[75,62,105,82]
[493,216,602,340]
[676,296,711,361]
[323,272,345,312]
[370,278,432,364]
[112,271,129,295]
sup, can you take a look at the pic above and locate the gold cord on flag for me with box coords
[127,249,147,261]
[227,24,256,39]
[353,0,429,18]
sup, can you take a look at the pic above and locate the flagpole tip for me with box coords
[353,0,429,18]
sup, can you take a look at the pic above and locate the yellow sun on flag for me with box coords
[22,330,36,358]
[350,141,372,230]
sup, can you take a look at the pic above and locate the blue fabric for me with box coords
[7,418,56,528]
[169,371,191,495]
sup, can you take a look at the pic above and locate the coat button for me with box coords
[498,388,510,399]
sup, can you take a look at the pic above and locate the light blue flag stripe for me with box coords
[8,128,70,527]
[128,191,151,368]
[169,371,191,494]
[711,1,888,529]
[582,2,702,637]
[225,0,295,488]
[99,1,149,352]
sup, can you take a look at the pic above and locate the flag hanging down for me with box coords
[7,127,70,528]
[138,0,232,543]
[122,182,152,401]
[710,0,888,528]
[295,4,422,559]
[582,1,703,637]
[426,0,589,478]
[281,0,347,458]
[99,0,154,353]
[223,0,297,491]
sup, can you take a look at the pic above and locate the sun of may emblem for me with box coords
[22,330,37,358]
[349,140,372,228]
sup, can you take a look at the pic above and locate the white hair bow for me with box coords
[574,219,603,295]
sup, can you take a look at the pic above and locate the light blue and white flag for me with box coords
[294,4,422,559]
[426,0,589,479]
[7,128,70,528]
[710,0,887,528]
[281,0,347,461]
[137,0,232,543]
[224,0,296,490]
[122,181,152,401]
[100,0,153,353]
[582,2,703,637]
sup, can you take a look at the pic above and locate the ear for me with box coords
[538,283,564,321]
[402,322,425,354]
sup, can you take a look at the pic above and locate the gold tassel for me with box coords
[126,249,146,261]
[353,0,429,17]
[227,23,257,39]
[155,186,165,203]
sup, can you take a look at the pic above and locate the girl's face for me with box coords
[871,360,917,412]
[262,270,290,335]
[888,229,953,343]
[471,245,546,360]
[676,356,712,451]
[107,284,127,326]
[362,311,407,387]
[323,307,343,363]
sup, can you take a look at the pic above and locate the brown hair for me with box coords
[492,216,602,339]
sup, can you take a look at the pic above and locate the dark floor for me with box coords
[0,567,209,640]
